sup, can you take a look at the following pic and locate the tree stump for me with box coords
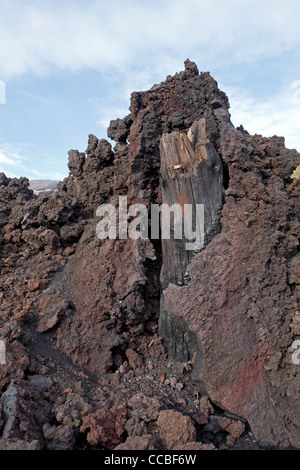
[160,119,224,288]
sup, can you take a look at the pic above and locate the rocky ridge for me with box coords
[0,60,299,450]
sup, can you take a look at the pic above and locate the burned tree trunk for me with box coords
[159,119,225,362]
[160,119,224,289]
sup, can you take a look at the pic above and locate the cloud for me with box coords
[0,0,299,179]
[0,0,300,79]
[224,81,300,152]
[0,148,30,178]
[0,144,29,168]
[0,143,66,180]
[0,152,17,165]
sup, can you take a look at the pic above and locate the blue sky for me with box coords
[0,0,300,181]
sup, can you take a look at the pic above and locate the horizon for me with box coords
[0,0,300,181]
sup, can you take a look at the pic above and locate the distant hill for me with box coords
[29,179,59,195]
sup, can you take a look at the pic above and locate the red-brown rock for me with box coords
[80,405,127,449]
[0,341,30,393]
[157,410,196,449]
[0,379,52,447]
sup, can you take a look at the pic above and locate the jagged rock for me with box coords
[233,438,260,450]
[125,417,147,437]
[125,348,143,370]
[68,150,85,177]
[157,409,196,449]
[127,393,162,422]
[199,397,214,418]
[54,61,231,378]
[0,380,52,447]
[184,58,199,77]
[204,415,245,440]
[84,136,114,172]
[107,116,132,143]
[60,221,84,244]
[0,438,41,450]
[0,60,299,451]
[161,121,300,446]
[43,423,75,450]
[0,175,33,209]
[27,375,53,391]
[122,61,299,448]
[54,393,92,428]
[37,297,73,333]
[80,405,127,449]
[55,235,158,374]
[0,341,30,393]
[22,227,61,253]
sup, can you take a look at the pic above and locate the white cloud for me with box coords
[87,97,129,130]
[30,168,65,180]
[0,0,300,179]
[0,143,66,180]
[0,144,29,167]
[0,152,16,165]
[0,0,300,79]
[224,81,300,152]
[0,146,30,178]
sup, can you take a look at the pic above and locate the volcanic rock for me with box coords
[43,423,75,450]
[0,379,52,447]
[0,60,299,451]
[0,342,30,393]
[157,409,197,449]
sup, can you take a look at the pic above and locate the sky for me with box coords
[0,0,300,181]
